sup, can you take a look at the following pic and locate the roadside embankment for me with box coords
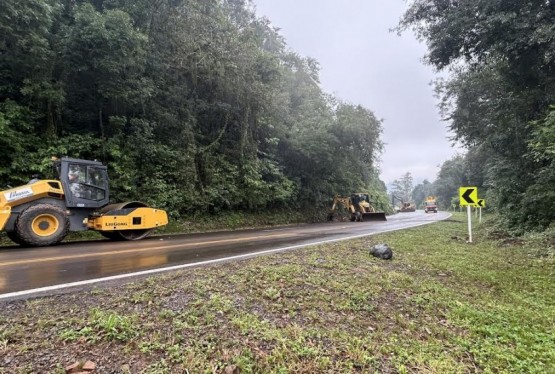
[1,213,553,373]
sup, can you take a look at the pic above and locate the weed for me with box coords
[59,326,95,342]
[158,309,176,320]
[142,358,171,374]
[90,309,139,342]
[0,324,23,345]
[165,343,183,364]
[231,349,257,372]
[263,286,281,301]
[139,339,164,354]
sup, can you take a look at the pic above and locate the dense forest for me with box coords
[0,0,390,218]
[401,0,555,233]
[3,0,553,233]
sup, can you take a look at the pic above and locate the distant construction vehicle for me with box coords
[327,193,387,222]
[391,194,415,213]
[0,157,168,246]
[424,196,438,213]
[399,201,416,212]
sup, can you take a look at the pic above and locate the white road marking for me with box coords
[0,214,450,300]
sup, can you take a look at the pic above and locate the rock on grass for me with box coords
[370,243,393,260]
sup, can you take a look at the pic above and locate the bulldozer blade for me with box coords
[362,212,387,221]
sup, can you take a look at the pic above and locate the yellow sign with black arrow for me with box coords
[459,187,478,206]
[477,199,485,208]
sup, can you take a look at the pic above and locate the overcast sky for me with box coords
[252,0,462,185]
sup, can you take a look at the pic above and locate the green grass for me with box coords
[60,308,139,343]
[1,213,554,373]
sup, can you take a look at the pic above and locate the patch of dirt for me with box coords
[498,237,525,247]
[486,229,511,240]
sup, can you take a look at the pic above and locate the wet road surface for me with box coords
[0,210,450,299]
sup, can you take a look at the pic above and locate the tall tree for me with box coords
[412,179,433,206]
[0,0,389,220]
[391,172,414,204]
[399,0,555,231]
[432,155,469,209]
[521,106,555,229]
[0,0,61,179]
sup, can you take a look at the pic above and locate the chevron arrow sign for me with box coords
[459,187,478,206]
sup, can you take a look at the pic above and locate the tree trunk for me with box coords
[46,100,57,139]
[98,105,104,138]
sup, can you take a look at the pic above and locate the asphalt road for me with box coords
[0,210,450,299]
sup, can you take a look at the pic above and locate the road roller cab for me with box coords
[0,157,168,247]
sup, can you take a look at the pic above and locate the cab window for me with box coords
[68,164,107,201]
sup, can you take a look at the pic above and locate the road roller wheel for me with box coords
[99,231,124,241]
[6,231,25,246]
[100,229,153,241]
[15,204,69,246]
[115,229,153,241]
[99,201,158,241]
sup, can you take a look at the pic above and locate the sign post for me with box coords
[459,187,478,243]
[477,199,485,224]
[468,205,472,242]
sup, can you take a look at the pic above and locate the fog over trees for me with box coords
[0,0,389,217]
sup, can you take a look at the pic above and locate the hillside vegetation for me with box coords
[2,0,553,233]
[400,1,555,233]
[0,0,389,219]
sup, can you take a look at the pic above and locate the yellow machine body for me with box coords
[327,193,387,222]
[424,196,438,213]
[399,202,416,213]
[0,157,169,246]
[0,180,65,231]
[87,207,168,231]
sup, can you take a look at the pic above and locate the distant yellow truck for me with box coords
[424,196,438,213]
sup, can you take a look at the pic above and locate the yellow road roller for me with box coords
[0,157,168,246]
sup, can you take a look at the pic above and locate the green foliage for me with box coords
[391,172,414,203]
[60,308,138,343]
[0,0,387,218]
[0,100,38,183]
[518,106,555,231]
[528,106,555,164]
[400,0,555,232]
[411,179,433,206]
[431,155,468,208]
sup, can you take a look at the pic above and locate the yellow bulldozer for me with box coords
[399,201,416,213]
[0,157,168,246]
[327,193,387,222]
